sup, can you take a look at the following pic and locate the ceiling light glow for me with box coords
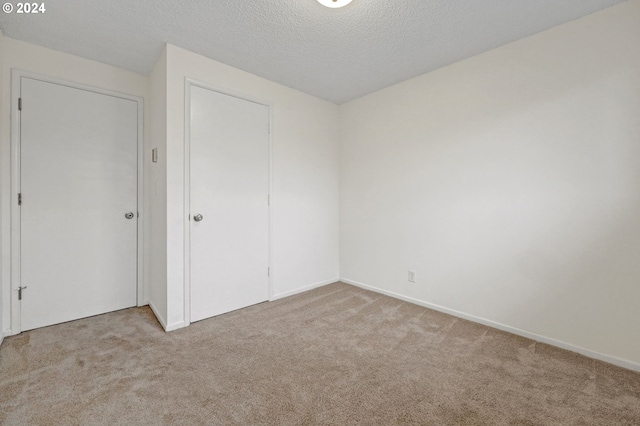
[317,0,353,8]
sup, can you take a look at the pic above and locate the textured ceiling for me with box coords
[0,0,627,104]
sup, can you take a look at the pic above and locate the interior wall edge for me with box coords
[340,277,640,373]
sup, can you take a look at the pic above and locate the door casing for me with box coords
[9,69,145,335]
[183,78,273,327]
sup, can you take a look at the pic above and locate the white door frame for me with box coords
[9,69,145,335]
[183,78,273,327]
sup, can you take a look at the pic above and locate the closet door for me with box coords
[189,85,270,323]
[19,77,138,331]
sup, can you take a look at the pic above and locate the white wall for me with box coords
[0,37,150,336]
[0,37,340,336]
[0,31,5,346]
[147,48,168,328]
[340,0,640,368]
[5,3,636,373]
[162,45,340,330]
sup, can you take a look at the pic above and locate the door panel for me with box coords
[20,77,138,331]
[190,86,269,323]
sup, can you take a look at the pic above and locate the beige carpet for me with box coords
[1,282,639,425]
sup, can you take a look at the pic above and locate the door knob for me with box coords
[124,212,135,219]
[193,214,204,222]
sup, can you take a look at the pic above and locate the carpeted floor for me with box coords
[1,282,639,425]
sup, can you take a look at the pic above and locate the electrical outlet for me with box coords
[408,270,416,283]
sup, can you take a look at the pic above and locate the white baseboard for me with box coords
[270,277,339,301]
[148,301,168,331]
[165,321,186,332]
[149,278,338,332]
[341,278,640,372]
[0,331,4,348]
[148,301,186,332]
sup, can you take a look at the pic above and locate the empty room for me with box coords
[1,0,639,424]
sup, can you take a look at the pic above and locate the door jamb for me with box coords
[9,69,145,335]
[183,78,273,327]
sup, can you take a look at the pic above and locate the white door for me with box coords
[189,85,270,323]
[19,77,138,331]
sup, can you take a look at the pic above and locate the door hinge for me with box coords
[18,286,27,300]
[268,267,270,277]
[18,193,22,206]
[18,98,22,111]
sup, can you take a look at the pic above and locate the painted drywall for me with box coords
[0,37,150,336]
[163,44,340,329]
[340,0,640,367]
[0,31,5,345]
[147,48,168,327]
